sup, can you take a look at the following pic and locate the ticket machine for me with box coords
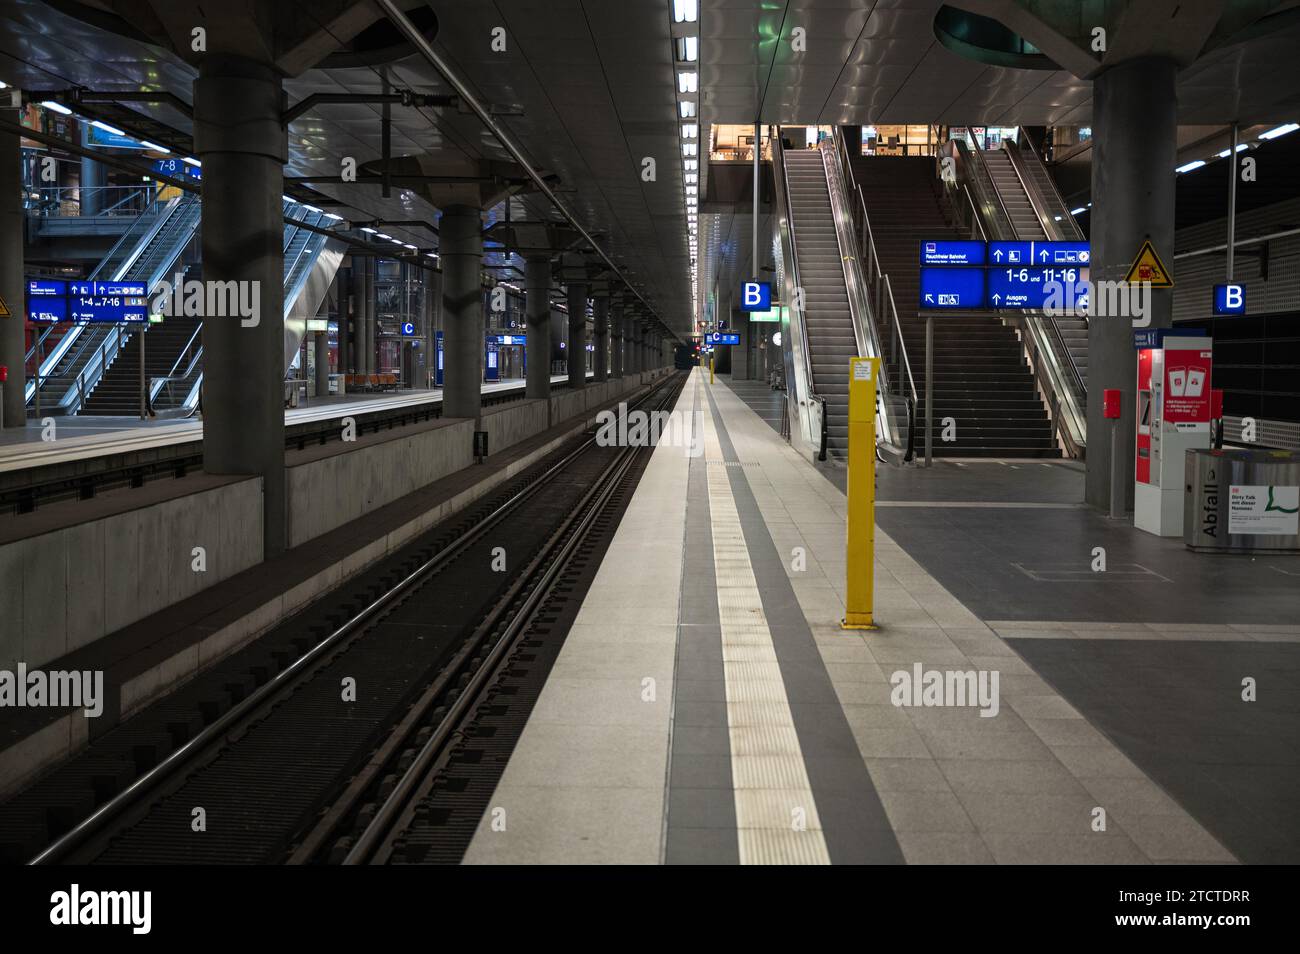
[1135,330,1214,536]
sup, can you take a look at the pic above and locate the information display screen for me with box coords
[25,278,149,323]
[920,267,985,308]
[918,240,1090,311]
[986,266,1086,309]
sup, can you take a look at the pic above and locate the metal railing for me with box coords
[26,185,153,218]
[770,129,825,460]
[832,131,917,462]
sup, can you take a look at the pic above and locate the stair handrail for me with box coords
[771,128,826,459]
[829,132,915,461]
[150,321,204,403]
[947,145,1087,456]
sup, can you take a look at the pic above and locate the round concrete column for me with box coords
[567,281,588,389]
[524,255,551,400]
[610,303,624,379]
[193,54,288,554]
[1086,56,1178,511]
[0,126,25,429]
[592,295,609,382]
[440,205,484,420]
[314,331,330,397]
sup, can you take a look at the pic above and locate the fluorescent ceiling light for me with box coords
[684,159,698,171]
[679,100,696,118]
[90,120,126,137]
[301,204,322,213]
[673,0,698,24]
[1175,159,1205,173]
[678,71,697,94]
[323,212,343,221]
[404,243,416,250]
[1258,123,1299,140]
[676,36,698,62]
[390,238,403,244]
[376,232,392,239]
[1070,207,1086,215]
[181,156,201,167]
[682,143,697,156]
[361,226,378,233]
[41,100,72,115]
[139,141,170,153]
[282,195,295,203]
[682,124,697,138]
[1217,143,1249,157]
[685,173,697,183]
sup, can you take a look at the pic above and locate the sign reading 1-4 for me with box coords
[741,281,771,312]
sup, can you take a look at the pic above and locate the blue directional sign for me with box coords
[27,279,67,298]
[1029,241,1090,265]
[153,157,202,181]
[708,332,741,345]
[740,281,771,312]
[400,321,416,336]
[988,242,1033,265]
[920,267,985,309]
[67,280,149,323]
[920,240,986,266]
[987,266,1086,309]
[28,297,68,323]
[1213,283,1246,315]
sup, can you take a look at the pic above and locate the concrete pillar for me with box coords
[194,54,288,554]
[610,302,624,379]
[440,204,483,420]
[567,280,588,389]
[348,258,365,374]
[524,255,551,400]
[363,257,376,375]
[1086,56,1178,512]
[0,125,25,429]
[80,156,105,217]
[314,331,330,397]
[421,269,435,389]
[592,294,609,382]
[732,311,750,380]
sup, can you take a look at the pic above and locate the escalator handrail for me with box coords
[1012,128,1084,240]
[998,140,1057,239]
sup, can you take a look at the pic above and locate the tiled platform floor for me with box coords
[463,370,1278,864]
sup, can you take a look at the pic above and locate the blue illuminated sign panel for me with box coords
[740,281,771,312]
[987,266,1086,309]
[401,321,416,336]
[920,267,985,309]
[27,280,66,297]
[153,158,202,181]
[708,332,741,345]
[1213,283,1245,315]
[920,241,986,266]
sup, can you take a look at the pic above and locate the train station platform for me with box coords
[0,376,567,475]
[463,368,1298,865]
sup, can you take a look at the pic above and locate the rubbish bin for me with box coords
[1184,447,1300,552]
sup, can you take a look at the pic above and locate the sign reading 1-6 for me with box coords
[741,281,771,312]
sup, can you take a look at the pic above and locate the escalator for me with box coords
[782,149,857,457]
[953,132,1088,454]
[771,131,909,462]
[25,194,201,414]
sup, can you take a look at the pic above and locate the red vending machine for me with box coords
[1135,330,1214,536]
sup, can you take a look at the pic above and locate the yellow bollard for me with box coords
[709,354,715,384]
[842,356,879,630]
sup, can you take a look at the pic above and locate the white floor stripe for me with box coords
[702,384,831,865]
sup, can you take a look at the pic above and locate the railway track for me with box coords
[7,373,684,865]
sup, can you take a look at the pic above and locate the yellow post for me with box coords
[842,356,879,630]
[709,353,715,384]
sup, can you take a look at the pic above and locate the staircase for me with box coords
[79,318,202,415]
[850,157,1059,458]
[783,149,856,457]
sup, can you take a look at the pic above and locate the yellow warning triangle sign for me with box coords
[0,295,11,318]
[1124,239,1174,287]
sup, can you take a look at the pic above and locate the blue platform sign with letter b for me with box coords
[741,280,771,312]
[1213,283,1245,315]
